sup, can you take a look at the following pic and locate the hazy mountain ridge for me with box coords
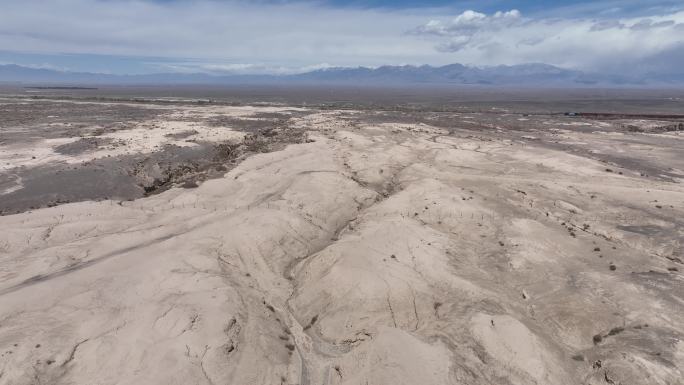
[1,63,681,86]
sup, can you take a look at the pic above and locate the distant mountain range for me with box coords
[0,63,681,87]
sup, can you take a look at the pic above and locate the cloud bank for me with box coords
[411,9,684,75]
[0,0,682,75]
[0,0,437,73]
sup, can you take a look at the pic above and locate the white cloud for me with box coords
[590,20,625,31]
[0,61,70,72]
[411,9,684,74]
[0,1,682,75]
[436,36,472,52]
[412,9,521,36]
[0,0,438,70]
[148,61,334,75]
[629,19,676,30]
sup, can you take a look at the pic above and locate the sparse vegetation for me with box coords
[303,315,319,331]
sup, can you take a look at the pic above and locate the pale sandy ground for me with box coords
[1,106,683,385]
[0,101,305,173]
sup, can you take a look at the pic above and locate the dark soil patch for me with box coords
[164,130,199,140]
[617,225,664,236]
[0,100,164,129]
[205,110,311,133]
[54,137,116,155]
[0,124,307,215]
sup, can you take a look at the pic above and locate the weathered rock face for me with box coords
[0,104,682,385]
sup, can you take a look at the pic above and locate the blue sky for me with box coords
[0,0,683,75]
[319,0,682,15]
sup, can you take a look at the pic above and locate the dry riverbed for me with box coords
[0,98,683,385]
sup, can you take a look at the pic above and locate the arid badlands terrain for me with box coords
[0,92,682,385]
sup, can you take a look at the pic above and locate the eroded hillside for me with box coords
[0,102,682,385]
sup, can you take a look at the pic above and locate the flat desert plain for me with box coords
[0,95,683,385]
